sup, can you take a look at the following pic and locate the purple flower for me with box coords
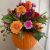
[24,20,33,29]
[25,10,32,17]
[25,9,35,19]
[25,9,34,17]
[16,13,21,18]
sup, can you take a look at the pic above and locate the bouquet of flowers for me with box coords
[0,1,48,49]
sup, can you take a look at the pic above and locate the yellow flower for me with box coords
[10,21,23,34]
[16,6,26,15]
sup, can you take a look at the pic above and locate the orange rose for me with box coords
[16,6,26,15]
[10,21,23,34]
[25,1,32,10]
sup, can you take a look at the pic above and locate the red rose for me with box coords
[34,12,40,19]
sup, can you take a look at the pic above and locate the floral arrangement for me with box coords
[1,1,48,41]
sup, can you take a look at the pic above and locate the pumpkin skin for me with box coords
[12,32,37,49]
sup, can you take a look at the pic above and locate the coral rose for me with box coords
[10,21,23,34]
[16,6,26,15]
[25,1,32,10]
[33,23,42,32]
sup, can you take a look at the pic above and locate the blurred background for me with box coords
[0,0,49,50]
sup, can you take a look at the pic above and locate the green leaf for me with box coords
[40,12,47,16]
[32,29,43,41]
[0,26,3,28]
[41,33,48,38]
[34,32,43,41]
[20,15,26,22]
[37,17,47,24]
[0,26,5,30]
[2,15,14,23]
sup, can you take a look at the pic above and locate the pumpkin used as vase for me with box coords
[12,32,37,49]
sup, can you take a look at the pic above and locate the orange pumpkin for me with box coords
[12,32,37,49]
